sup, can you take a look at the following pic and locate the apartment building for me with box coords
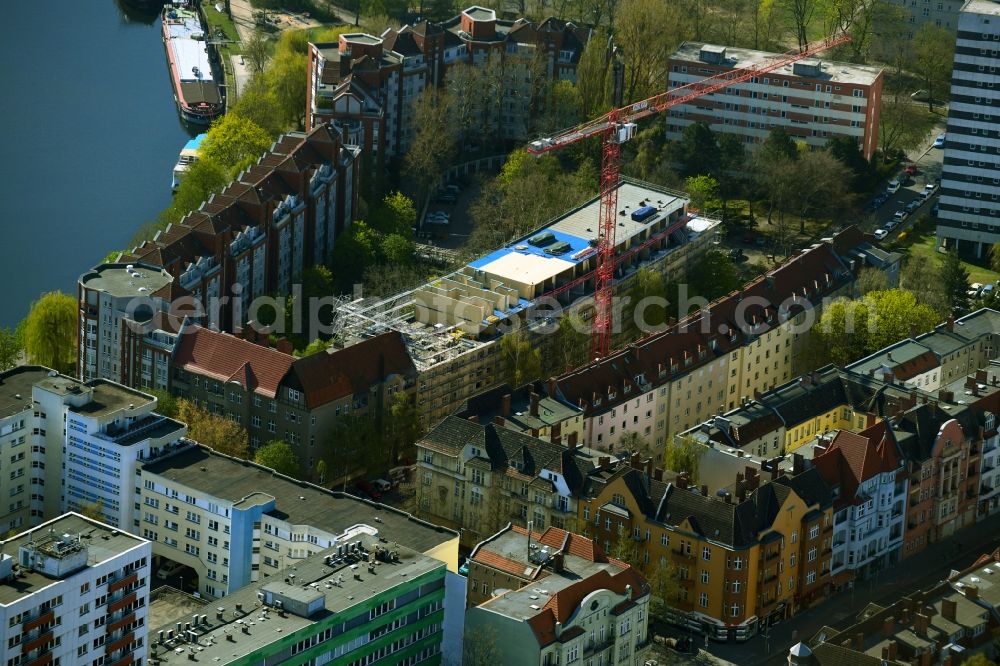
[552,228,890,461]
[0,365,186,535]
[0,512,152,666]
[415,416,613,548]
[168,324,416,458]
[576,463,834,641]
[464,524,650,666]
[79,124,361,383]
[937,0,1000,255]
[453,380,585,445]
[149,535,448,666]
[812,422,907,581]
[666,43,884,160]
[306,7,591,160]
[137,444,460,600]
[793,548,1000,666]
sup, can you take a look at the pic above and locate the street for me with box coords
[678,509,1000,665]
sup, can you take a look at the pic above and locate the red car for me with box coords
[904,165,918,175]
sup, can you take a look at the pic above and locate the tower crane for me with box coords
[527,33,851,360]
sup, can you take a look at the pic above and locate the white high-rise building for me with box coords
[0,512,152,666]
[937,0,1000,255]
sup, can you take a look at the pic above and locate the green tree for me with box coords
[0,328,23,372]
[316,459,329,485]
[229,75,283,138]
[685,175,720,211]
[176,399,249,459]
[760,126,799,164]
[671,123,720,178]
[330,221,381,291]
[254,440,301,477]
[617,431,654,458]
[551,313,590,374]
[627,267,668,336]
[201,114,273,175]
[146,388,179,419]
[879,95,936,160]
[23,292,77,374]
[864,289,940,350]
[940,250,971,313]
[267,49,308,129]
[615,0,690,102]
[647,558,680,620]
[382,234,414,265]
[913,24,955,111]
[688,250,742,301]
[385,393,423,467]
[79,499,105,522]
[462,625,501,666]
[958,654,996,666]
[575,28,612,119]
[826,135,872,192]
[242,30,270,76]
[501,328,543,387]
[369,191,417,237]
[612,523,641,567]
[168,158,229,223]
[663,435,704,482]
[990,243,1000,274]
[900,252,950,317]
[785,151,853,232]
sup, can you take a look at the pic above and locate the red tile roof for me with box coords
[813,421,901,505]
[172,326,294,398]
[471,548,533,577]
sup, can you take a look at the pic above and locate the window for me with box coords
[809,525,820,540]
[702,546,711,560]
[699,593,709,608]
[808,547,817,562]
[700,570,709,584]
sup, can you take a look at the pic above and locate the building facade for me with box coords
[936,0,1000,256]
[666,43,884,160]
[464,524,651,666]
[307,7,591,160]
[0,513,152,666]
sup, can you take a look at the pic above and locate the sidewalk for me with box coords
[697,510,1000,665]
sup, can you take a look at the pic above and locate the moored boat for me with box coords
[162,3,223,125]
[172,133,206,189]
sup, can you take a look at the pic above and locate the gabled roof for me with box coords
[813,422,901,505]
[172,326,295,398]
[282,331,416,409]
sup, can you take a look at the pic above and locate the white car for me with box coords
[923,183,938,197]
[427,210,450,220]
[886,179,901,194]
[874,228,889,240]
[933,133,946,148]
[968,283,984,298]
[156,561,184,580]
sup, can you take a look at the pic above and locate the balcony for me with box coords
[23,654,52,666]
[22,611,54,633]
[764,550,780,561]
[583,636,615,657]
[105,632,135,655]
[107,592,136,615]
[21,631,53,655]
[674,548,695,560]
[106,653,135,666]
[108,573,138,594]
[108,613,135,634]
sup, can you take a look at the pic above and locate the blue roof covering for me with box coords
[467,229,594,270]
[183,134,207,151]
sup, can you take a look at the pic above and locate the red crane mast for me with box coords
[527,33,851,360]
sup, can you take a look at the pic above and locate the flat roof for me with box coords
[474,252,577,287]
[0,513,148,606]
[671,42,883,86]
[342,32,382,44]
[142,446,457,553]
[79,263,173,299]
[962,0,1000,16]
[954,558,1000,608]
[34,376,156,419]
[0,366,52,420]
[846,340,937,376]
[151,536,443,665]
[148,586,210,633]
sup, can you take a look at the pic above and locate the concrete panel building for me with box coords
[666,43,884,160]
[0,513,152,666]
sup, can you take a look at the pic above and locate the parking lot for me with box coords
[418,179,481,251]
[866,135,945,241]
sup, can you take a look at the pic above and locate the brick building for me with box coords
[666,43,884,160]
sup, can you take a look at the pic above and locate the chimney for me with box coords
[493,415,505,427]
[882,615,895,637]
[243,327,256,344]
[947,315,955,332]
[964,585,979,601]
[792,452,805,475]
[914,612,929,637]
[941,598,956,622]
[653,468,663,481]
[677,473,689,490]
[502,394,512,417]
[530,392,540,417]
[854,633,864,650]
[976,368,988,383]
[548,377,557,396]
[631,452,643,470]
[701,484,709,496]
[276,338,294,355]
[646,458,653,479]
[567,431,578,450]
[888,640,898,661]
[598,456,611,470]
[552,552,564,572]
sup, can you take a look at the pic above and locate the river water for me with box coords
[0,0,196,328]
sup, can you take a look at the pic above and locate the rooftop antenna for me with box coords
[527,520,533,559]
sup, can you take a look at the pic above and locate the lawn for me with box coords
[891,215,1000,285]
[202,4,242,87]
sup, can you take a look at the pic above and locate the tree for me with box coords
[626,267,668,336]
[201,114,273,175]
[646,558,680,620]
[856,267,888,295]
[404,88,458,197]
[688,250,742,301]
[315,459,329,485]
[23,292,77,374]
[325,413,378,488]
[242,30,270,76]
[254,440,301,477]
[879,96,936,161]
[618,431,654,458]
[462,625,501,666]
[501,328,542,387]
[760,126,799,164]
[940,250,971,314]
[382,234,414,265]
[79,499,105,522]
[550,313,590,374]
[826,135,872,192]
[782,0,817,48]
[784,151,853,232]
[576,29,612,119]
[671,123,720,178]
[612,523,641,567]
[168,158,229,223]
[229,75,283,138]
[369,192,417,237]
[146,388,179,419]
[385,393,423,468]
[913,24,955,112]
[990,243,1000,274]
[864,289,940,350]
[267,49,308,129]
[685,175,720,211]
[533,79,582,136]
[958,655,996,666]
[0,328,23,372]
[615,0,690,102]
[663,435,704,482]
[176,399,249,459]
[900,252,950,316]
[331,221,381,291]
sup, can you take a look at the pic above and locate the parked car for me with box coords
[904,164,918,176]
[893,210,909,224]
[435,193,457,204]
[905,199,922,213]
[886,179,901,194]
[156,561,184,580]
[874,228,889,240]
[933,133,946,148]
[755,235,767,247]
[968,283,984,298]
[372,479,392,493]
[355,480,381,500]
[923,183,938,197]
[984,284,995,298]
[911,89,930,101]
